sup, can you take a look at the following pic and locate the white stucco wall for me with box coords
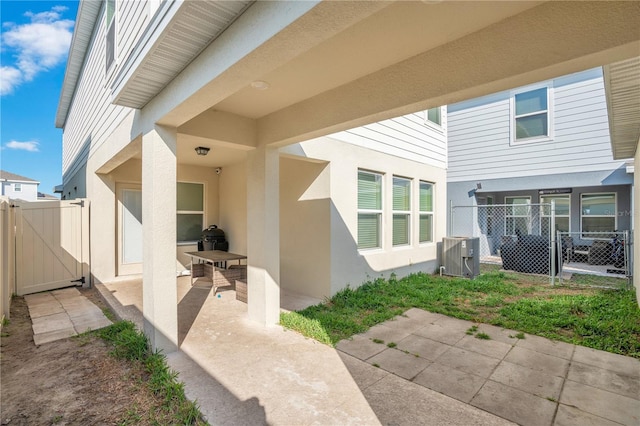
[280,156,332,299]
[282,137,446,297]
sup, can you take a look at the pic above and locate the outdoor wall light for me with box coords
[195,146,210,156]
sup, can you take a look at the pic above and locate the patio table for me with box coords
[185,250,247,293]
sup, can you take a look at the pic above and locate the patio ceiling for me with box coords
[157,0,640,148]
[604,57,640,160]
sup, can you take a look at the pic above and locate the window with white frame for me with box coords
[177,182,204,243]
[392,177,411,246]
[419,181,434,243]
[541,195,570,234]
[505,196,531,235]
[512,86,551,143]
[358,170,383,249]
[14,183,21,192]
[581,193,616,235]
[425,107,441,126]
[105,0,116,72]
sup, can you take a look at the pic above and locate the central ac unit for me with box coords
[442,237,480,279]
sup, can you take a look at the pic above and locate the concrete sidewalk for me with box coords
[337,308,640,426]
[24,287,112,345]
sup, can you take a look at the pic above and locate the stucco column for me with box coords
[142,126,178,352]
[247,145,280,325]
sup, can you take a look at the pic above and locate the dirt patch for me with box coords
[0,289,163,425]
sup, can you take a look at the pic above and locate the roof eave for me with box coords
[603,57,640,160]
[55,0,102,129]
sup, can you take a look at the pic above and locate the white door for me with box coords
[14,199,89,295]
[117,186,143,275]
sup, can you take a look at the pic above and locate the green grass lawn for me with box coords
[280,270,640,358]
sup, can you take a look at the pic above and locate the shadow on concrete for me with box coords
[95,280,268,425]
[178,282,211,346]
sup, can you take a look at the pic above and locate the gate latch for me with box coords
[71,277,86,285]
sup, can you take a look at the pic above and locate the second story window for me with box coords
[425,107,442,127]
[105,0,116,72]
[14,183,22,192]
[512,86,551,143]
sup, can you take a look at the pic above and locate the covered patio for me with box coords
[55,1,640,353]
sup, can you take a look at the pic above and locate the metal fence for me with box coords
[450,203,633,288]
[557,231,631,288]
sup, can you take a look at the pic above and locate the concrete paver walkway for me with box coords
[337,308,640,426]
[24,287,112,345]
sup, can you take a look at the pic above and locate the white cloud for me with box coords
[1,66,23,95]
[1,6,73,95]
[5,140,40,152]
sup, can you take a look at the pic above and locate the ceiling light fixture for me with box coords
[250,80,270,90]
[195,146,210,156]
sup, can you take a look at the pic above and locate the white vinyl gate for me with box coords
[12,199,90,296]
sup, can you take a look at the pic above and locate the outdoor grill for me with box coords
[198,225,229,252]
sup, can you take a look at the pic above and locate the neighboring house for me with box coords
[447,68,633,255]
[37,192,60,201]
[53,1,638,351]
[0,171,39,201]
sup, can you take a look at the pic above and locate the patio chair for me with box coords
[560,236,573,263]
[588,240,612,265]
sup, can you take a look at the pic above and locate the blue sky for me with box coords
[1,0,78,195]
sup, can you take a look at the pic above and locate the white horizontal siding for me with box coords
[118,0,148,63]
[447,68,626,182]
[63,1,149,181]
[329,111,447,169]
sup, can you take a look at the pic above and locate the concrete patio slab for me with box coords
[402,307,443,323]
[560,379,640,425]
[572,345,640,378]
[473,323,521,345]
[471,380,557,426]
[23,292,56,306]
[337,351,389,389]
[490,360,564,400]
[361,323,412,344]
[33,327,77,346]
[379,314,430,333]
[567,361,640,399]
[455,334,513,359]
[363,373,514,426]
[366,348,431,380]
[516,333,575,360]
[335,334,386,361]
[435,346,502,378]
[554,404,622,426]
[31,312,74,335]
[504,346,570,377]
[24,287,112,345]
[413,362,486,403]
[413,322,467,345]
[396,334,449,361]
[27,302,65,318]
